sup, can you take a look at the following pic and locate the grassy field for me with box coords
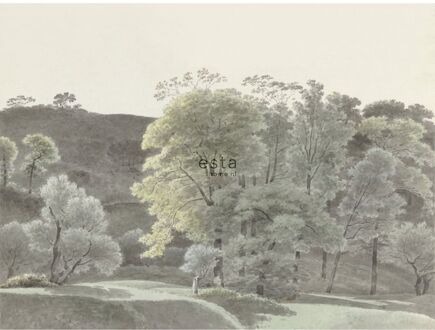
[1,279,435,329]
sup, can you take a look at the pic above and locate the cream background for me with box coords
[0,4,433,117]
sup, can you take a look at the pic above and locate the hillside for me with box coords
[0,106,154,203]
[0,106,160,241]
[0,280,242,329]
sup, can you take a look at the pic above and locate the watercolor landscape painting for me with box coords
[0,4,434,329]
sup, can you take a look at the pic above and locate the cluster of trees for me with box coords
[5,92,82,110]
[0,132,121,283]
[133,68,434,296]
[0,134,59,193]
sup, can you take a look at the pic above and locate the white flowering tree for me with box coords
[180,244,220,294]
[26,175,122,284]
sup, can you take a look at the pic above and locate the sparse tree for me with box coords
[154,68,227,101]
[22,134,60,194]
[384,222,435,295]
[53,92,79,109]
[0,137,18,187]
[6,95,35,108]
[326,148,400,293]
[26,175,122,284]
[180,244,220,294]
[0,222,33,279]
[289,81,356,278]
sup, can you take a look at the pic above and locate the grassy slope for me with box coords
[2,279,435,329]
[299,248,424,295]
[259,303,435,329]
[0,106,154,203]
[0,280,242,329]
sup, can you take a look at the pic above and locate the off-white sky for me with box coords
[0,4,434,117]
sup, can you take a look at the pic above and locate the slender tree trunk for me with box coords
[256,271,265,296]
[6,267,14,279]
[28,161,36,194]
[321,249,327,279]
[326,251,342,293]
[2,155,7,187]
[265,154,271,184]
[415,275,423,296]
[213,235,224,287]
[306,173,312,196]
[370,237,378,295]
[239,220,247,277]
[422,275,432,294]
[192,276,199,294]
[49,208,62,283]
[293,250,300,272]
[270,135,279,183]
[423,275,432,295]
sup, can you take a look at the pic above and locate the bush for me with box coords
[0,273,56,288]
[197,287,293,327]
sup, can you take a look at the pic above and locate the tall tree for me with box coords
[289,81,356,277]
[22,134,60,194]
[0,137,18,187]
[326,148,401,293]
[132,88,265,286]
[242,75,301,184]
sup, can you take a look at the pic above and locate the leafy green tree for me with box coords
[0,137,18,187]
[132,89,265,286]
[22,134,60,194]
[383,222,435,295]
[326,148,402,293]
